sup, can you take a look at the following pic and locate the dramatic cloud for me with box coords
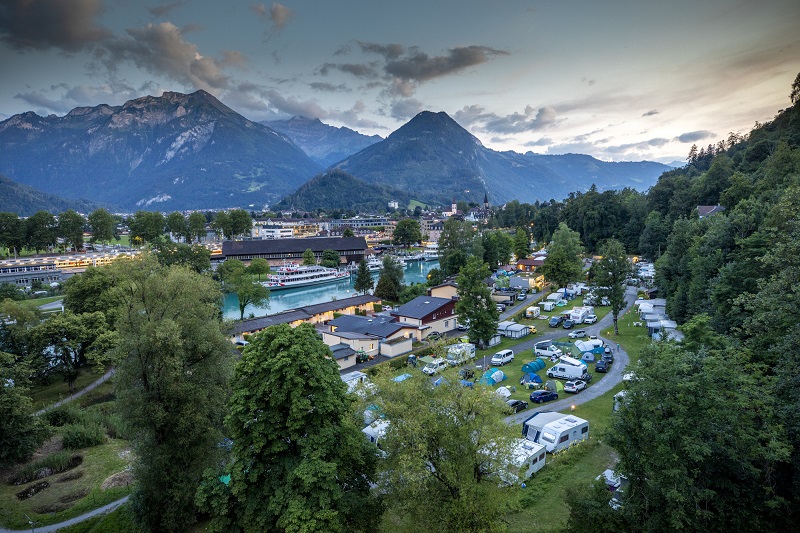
[309,82,352,93]
[384,46,508,82]
[642,109,659,117]
[676,130,716,143]
[13,80,142,114]
[13,90,72,113]
[148,1,185,18]
[0,0,110,52]
[455,104,557,134]
[390,98,426,120]
[101,22,231,91]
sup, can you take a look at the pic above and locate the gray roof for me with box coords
[330,343,356,360]
[329,314,405,338]
[300,295,380,315]
[392,295,452,320]
[328,330,378,341]
[231,309,310,334]
[222,236,368,257]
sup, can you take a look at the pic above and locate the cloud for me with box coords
[455,104,558,134]
[0,0,110,52]
[384,46,508,82]
[676,130,716,143]
[269,3,293,29]
[356,41,405,60]
[604,138,671,153]
[309,82,352,93]
[101,22,231,91]
[390,98,426,120]
[148,1,185,17]
[12,80,143,114]
[523,137,553,147]
[14,91,72,113]
[642,109,659,117]
[319,62,379,78]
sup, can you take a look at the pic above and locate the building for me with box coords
[0,260,62,286]
[428,281,458,300]
[222,236,368,265]
[390,295,457,341]
[251,218,327,239]
[329,217,388,229]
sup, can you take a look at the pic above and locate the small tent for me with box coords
[521,358,546,373]
[479,369,507,386]
[581,353,596,363]
[544,379,563,392]
[495,386,513,399]
[520,372,543,389]
[392,373,412,383]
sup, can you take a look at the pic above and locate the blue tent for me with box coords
[432,377,449,386]
[521,358,546,373]
[581,353,596,363]
[459,379,474,388]
[392,373,413,383]
[478,368,507,386]
[520,372,543,385]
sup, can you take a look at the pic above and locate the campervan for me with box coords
[558,355,586,367]
[569,306,593,324]
[534,340,562,358]
[547,361,590,380]
[522,412,590,452]
[341,371,370,394]
[525,306,541,319]
[446,342,476,366]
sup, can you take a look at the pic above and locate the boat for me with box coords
[260,264,350,291]
[366,256,384,271]
[423,243,439,261]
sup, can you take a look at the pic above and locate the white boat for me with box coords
[260,264,349,291]
[366,257,383,271]
[423,243,439,261]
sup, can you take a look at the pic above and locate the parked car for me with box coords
[595,360,609,373]
[427,332,443,341]
[602,352,614,363]
[548,315,564,328]
[530,390,559,404]
[517,293,527,301]
[529,325,537,334]
[564,380,587,393]
[568,329,588,339]
[491,349,515,366]
[422,358,448,375]
[506,399,529,413]
[562,319,575,329]
[457,322,469,331]
[604,345,612,354]
[584,314,598,324]
[496,304,506,312]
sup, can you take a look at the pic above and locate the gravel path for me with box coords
[34,367,116,416]
[0,496,130,533]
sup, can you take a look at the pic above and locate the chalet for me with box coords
[390,295,457,341]
[222,236,368,266]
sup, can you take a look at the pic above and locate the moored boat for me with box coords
[261,264,349,291]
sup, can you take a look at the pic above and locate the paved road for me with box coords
[0,496,130,533]
[505,285,639,425]
[38,299,64,312]
[34,367,116,416]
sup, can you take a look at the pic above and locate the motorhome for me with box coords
[525,306,541,319]
[341,371,370,394]
[534,340,562,358]
[446,342,476,366]
[521,412,590,452]
[362,419,389,451]
[569,306,593,324]
[547,361,590,380]
[558,355,586,367]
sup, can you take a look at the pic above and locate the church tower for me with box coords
[484,192,489,210]
[451,197,457,215]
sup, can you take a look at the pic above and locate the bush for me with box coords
[10,451,81,485]
[61,422,106,450]
[43,406,84,427]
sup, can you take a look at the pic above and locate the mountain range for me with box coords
[0,91,673,213]
[0,174,100,216]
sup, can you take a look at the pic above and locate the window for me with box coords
[445,320,449,327]
[581,426,588,434]
[539,453,545,461]
[559,435,569,444]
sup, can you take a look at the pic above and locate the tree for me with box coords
[456,257,499,347]
[247,258,270,281]
[110,258,233,532]
[217,259,247,283]
[165,211,188,242]
[353,259,373,295]
[590,239,631,335]
[220,323,379,532]
[302,248,316,266]
[374,256,404,302]
[188,211,208,243]
[372,370,516,532]
[0,212,25,257]
[57,210,86,252]
[228,209,253,239]
[128,211,165,244]
[540,222,583,292]
[29,311,108,391]
[212,211,231,240]
[0,352,47,466]
[0,300,40,358]
[88,208,116,246]
[154,240,212,274]
[25,210,56,253]
[342,227,355,238]
[513,226,530,260]
[320,249,341,268]
[595,341,789,532]
[790,71,800,104]
[438,218,472,276]
[63,267,114,315]
[426,267,444,287]
[392,219,422,247]
[228,273,270,320]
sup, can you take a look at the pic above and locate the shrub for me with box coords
[44,406,84,427]
[61,422,106,450]
[10,451,81,485]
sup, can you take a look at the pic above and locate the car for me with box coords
[422,358,448,375]
[562,319,575,329]
[517,293,527,301]
[584,314,598,324]
[568,329,588,339]
[459,367,475,380]
[604,345,612,354]
[496,304,506,312]
[595,360,609,373]
[426,332,443,342]
[548,315,564,327]
[529,325,537,334]
[564,380,587,393]
[530,390,559,404]
[602,352,614,363]
[491,349,515,366]
[457,322,469,331]
[506,399,529,413]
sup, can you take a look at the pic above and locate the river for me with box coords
[222,260,440,320]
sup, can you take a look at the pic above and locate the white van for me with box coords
[547,363,589,380]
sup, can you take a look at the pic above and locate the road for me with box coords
[0,496,130,533]
[34,367,116,416]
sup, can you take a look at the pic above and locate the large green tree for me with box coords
[0,212,25,257]
[374,256,404,301]
[110,258,233,532]
[438,218,472,276]
[0,352,47,466]
[128,211,165,245]
[154,240,212,274]
[373,371,516,532]
[88,208,116,246]
[320,249,341,268]
[63,267,114,316]
[25,210,57,253]
[392,219,422,247]
[353,259,373,295]
[187,211,208,243]
[228,209,253,239]
[247,257,271,281]
[166,211,189,242]
[455,256,499,347]
[540,222,583,293]
[590,238,631,334]
[302,248,316,266]
[228,273,270,320]
[513,226,530,260]
[57,209,86,252]
[219,323,379,532]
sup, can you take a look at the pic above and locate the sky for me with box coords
[0,0,798,164]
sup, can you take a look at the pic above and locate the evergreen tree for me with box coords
[353,259,373,295]
[374,256,404,301]
[513,226,530,260]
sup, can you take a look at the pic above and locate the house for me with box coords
[427,281,458,300]
[221,236,368,266]
[330,343,358,370]
[391,295,457,341]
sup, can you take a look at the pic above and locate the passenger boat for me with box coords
[423,243,439,261]
[260,264,349,291]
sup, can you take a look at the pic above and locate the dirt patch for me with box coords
[32,501,73,514]
[101,470,134,491]
[59,487,90,503]
[32,435,64,458]
[56,470,85,483]
[16,481,49,500]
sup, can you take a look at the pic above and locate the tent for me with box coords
[520,372,543,389]
[521,358,546,373]
[581,353,596,363]
[392,373,413,383]
[432,377,449,387]
[478,369,507,386]
[544,379,563,392]
[495,386,513,399]
[459,379,474,388]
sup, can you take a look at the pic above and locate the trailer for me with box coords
[446,342,476,366]
[503,439,547,484]
[525,306,541,319]
[522,412,589,452]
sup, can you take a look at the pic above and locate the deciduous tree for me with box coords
[0,352,47,466]
[128,211,165,245]
[392,219,422,247]
[165,211,188,242]
[374,256,404,301]
[540,222,583,292]
[188,211,208,243]
[247,257,270,280]
[302,248,316,266]
[88,208,116,246]
[456,257,499,347]
[0,212,24,258]
[25,210,56,253]
[590,238,631,335]
[320,249,341,268]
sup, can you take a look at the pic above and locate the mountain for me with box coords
[0,174,101,216]
[264,116,382,167]
[326,111,672,206]
[274,169,410,213]
[0,90,321,210]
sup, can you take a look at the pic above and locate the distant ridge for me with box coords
[0,174,101,216]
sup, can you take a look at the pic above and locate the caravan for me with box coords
[341,371,370,394]
[501,439,547,484]
[446,342,476,366]
[522,412,590,452]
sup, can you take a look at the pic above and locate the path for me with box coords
[0,496,130,533]
[37,299,64,313]
[34,367,116,416]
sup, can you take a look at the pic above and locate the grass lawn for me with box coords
[0,439,132,530]
[58,502,138,533]
[17,295,63,311]
[29,366,110,413]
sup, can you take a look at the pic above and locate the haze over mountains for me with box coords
[0,90,673,212]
